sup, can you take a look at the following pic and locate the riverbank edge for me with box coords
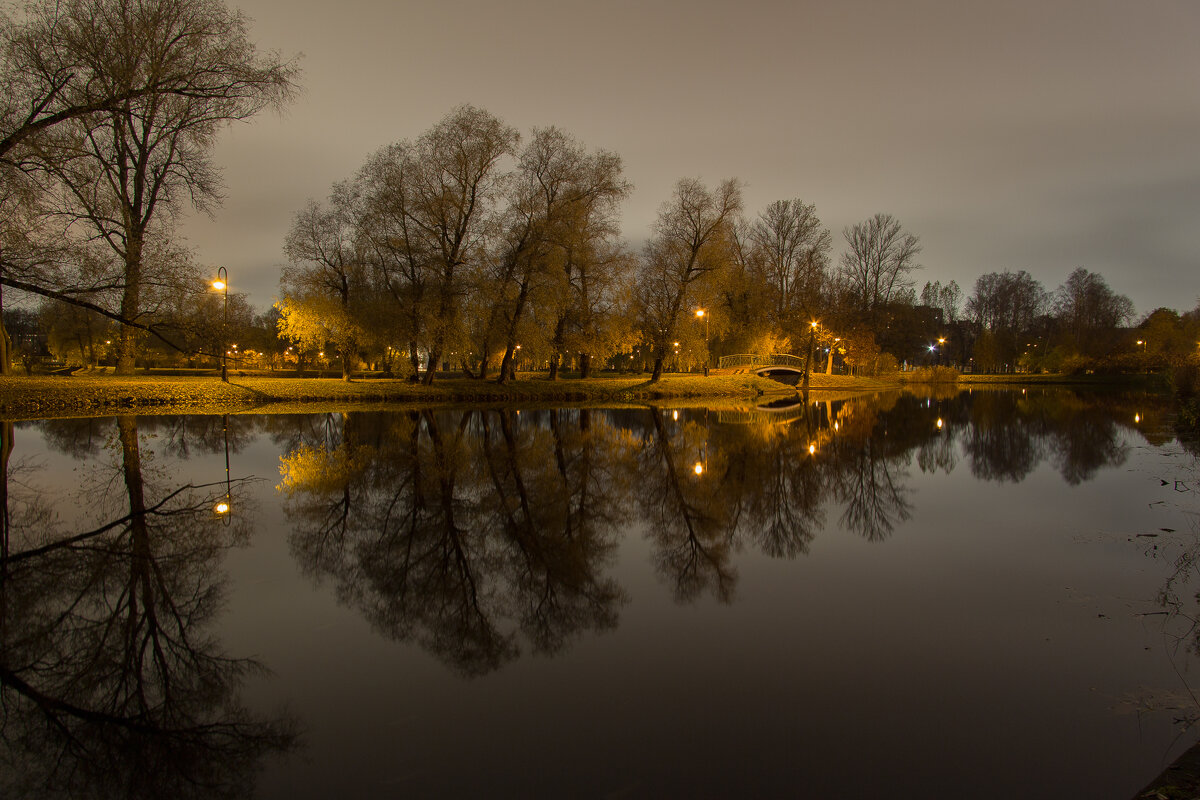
[0,371,1167,420]
[0,373,808,420]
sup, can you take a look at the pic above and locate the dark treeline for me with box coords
[0,0,1194,384]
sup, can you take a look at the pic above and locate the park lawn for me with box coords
[0,372,807,418]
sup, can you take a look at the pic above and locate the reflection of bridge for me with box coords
[716,399,811,426]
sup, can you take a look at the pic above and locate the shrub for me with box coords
[906,365,961,384]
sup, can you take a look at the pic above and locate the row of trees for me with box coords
[278,104,1194,381]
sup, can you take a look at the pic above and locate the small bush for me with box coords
[872,352,900,376]
[906,365,961,384]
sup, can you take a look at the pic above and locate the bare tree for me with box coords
[485,127,630,382]
[411,106,518,384]
[838,212,922,317]
[280,186,367,380]
[747,198,831,327]
[1053,267,1135,357]
[636,178,743,382]
[32,0,296,374]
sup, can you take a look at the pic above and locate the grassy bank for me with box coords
[0,372,810,419]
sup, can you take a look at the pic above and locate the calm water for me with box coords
[2,389,1198,799]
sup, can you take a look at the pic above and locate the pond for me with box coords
[1,389,1198,799]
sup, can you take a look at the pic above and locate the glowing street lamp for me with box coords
[695,308,709,375]
[212,267,228,383]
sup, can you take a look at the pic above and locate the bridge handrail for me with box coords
[718,353,806,369]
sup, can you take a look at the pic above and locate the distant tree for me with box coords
[920,279,963,324]
[837,213,921,319]
[635,178,743,382]
[280,187,367,380]
[746,199,831,334]
[1053,268,1135,357]
[965,270,1047,371]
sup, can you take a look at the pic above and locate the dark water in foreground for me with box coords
[2,389,1199,799]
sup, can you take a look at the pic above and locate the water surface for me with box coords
[2,389,1197,798]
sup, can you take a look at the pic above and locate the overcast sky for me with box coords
[179,0,1200,318]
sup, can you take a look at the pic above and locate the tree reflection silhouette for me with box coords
[0,416,296,800]
[276,390,1158,672]
[637,408,738,603]
[280,409,631,676]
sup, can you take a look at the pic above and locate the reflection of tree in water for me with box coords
[280,409,631,676]
[0,417,296,799]
[279,390,1157,667]
[964,391,1137,484]
[965,392,1046,483]
[824,401,914,542]
[636,408,739,603]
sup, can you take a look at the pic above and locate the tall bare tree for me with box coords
[636,178,742,382]
[280,186,366,380]
[747,198,831,327]
[32,0,296,374]
[484,127,630,382]
[837,212,922,318]
[1053,267,1134,357]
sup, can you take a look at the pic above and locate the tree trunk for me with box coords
[116,233,144,375]
[579,353,591,379]
[0,278,11,377]
[422,349,439,385]
[651,356,664,383]
[548,317,566,381]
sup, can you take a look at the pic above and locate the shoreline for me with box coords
[0,371,1167,420]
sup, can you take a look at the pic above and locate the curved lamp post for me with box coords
[695,308,709,375]
[212,267,228,383]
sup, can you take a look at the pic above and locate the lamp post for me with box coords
[212,267,228,383]
[803,320,817,392]
[695,308,709,375]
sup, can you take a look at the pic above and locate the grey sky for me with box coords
[179,0,1200,317]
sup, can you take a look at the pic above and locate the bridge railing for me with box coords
[717,353,807,370]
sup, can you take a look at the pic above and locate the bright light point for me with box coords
[928,345,935,352]
[693,462,704,475]
[834,422,839,431]
[695,309,705,317]
[212,279,225,291]
[1134,413,1141,423]
[214,501,230,514]
[808,443,816,455]
[810,321,818,328]
[938,338,946,344]
[936,418,943,429]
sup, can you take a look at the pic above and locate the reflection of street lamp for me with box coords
[214,413,231,524]
[212,267,228,383]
